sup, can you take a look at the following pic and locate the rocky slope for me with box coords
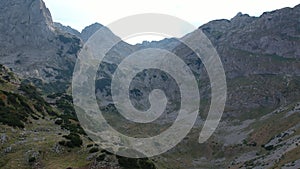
[0,0,81,93]
[80,23,104,42]
[0,64,51,128]
[152,4,300,169]
[87,4,300,126]
[54,22,102,42]
[198,4,300,116]
[0,1,155,168]
[54,22,81,38]
[84,4,300,168]
[0,0,300,169]
[200,5,300,78]
[0,2,143,167]
[0,64,157,169]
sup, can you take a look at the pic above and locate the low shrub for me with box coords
[60,133,83,148]
[89,147,99,153]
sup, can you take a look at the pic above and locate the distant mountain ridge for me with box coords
[54,22,103,42]
[199,4,300,78]
[54,22,81,38]
[0,0,300,168]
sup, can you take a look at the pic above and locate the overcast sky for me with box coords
[43,0,300,44]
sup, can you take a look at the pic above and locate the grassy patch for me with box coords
[248,106,300,145]
[273,146,300,168]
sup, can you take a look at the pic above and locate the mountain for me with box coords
[198,5,300,115]
[200,5,300,78]
[86,4,300,168]
[0,0,54,47]
[153,5,300,169]
[0,0,81,93]
[0,64,156,169]
[54,22,103,42]
[80,23,104,42]
[54,22,81,38]
[0,0,300,169]
[0,1,155,168]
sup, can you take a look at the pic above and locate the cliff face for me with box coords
[88,4,300,118]
[0,0,54,47]
[80,23,104,42]
[0,0,81,93]
[0,1,300,168]
[200,5,300,78]
[55,22,104,42]
[54,22,81,38]
[83,6,300,168]
[156,5,300,168]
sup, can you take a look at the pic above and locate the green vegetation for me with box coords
[59,133,83,148]
[24,78,70,94]
[51,93,86,135]
[0,83,58,128]
[273,146,300,168]
[20,83,56,116]
[117,156,157,169]
[0,90,34,128]
[58,35,75,44]
[57,34,81,55]
[28,157,36,164]
[96,153,106,161]
[89,147,99,153]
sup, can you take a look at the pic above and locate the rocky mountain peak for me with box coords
[0,0,82,90]
[0,1,300,168]
[54,22,81,38]
[230,12,254,26]
[200,4,300,59]
[0,0,55,47]
[81,22,103,42]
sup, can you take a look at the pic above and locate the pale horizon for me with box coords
[43,0,300,44]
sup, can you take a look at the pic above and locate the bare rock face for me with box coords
[0,0,54,47]
[0,1,300,168]
[0,0,82,92]
[91,5,300,123]
[81,23,103,42]
[200,5,300,78]
[188,5,300,114]
[54,22,81,38]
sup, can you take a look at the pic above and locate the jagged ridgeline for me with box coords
[0,0,158,168]
[0,0,300,168]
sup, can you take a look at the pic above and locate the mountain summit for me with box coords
[0,0,300,168]
[0,0,82,92]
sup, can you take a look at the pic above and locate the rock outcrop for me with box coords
[200,5,300,78]
[81,23,103,42]
[0,0,81,92]
[54,22,81,37]
[0,1,300,168]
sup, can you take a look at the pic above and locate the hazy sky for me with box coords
[43,0,300,43]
